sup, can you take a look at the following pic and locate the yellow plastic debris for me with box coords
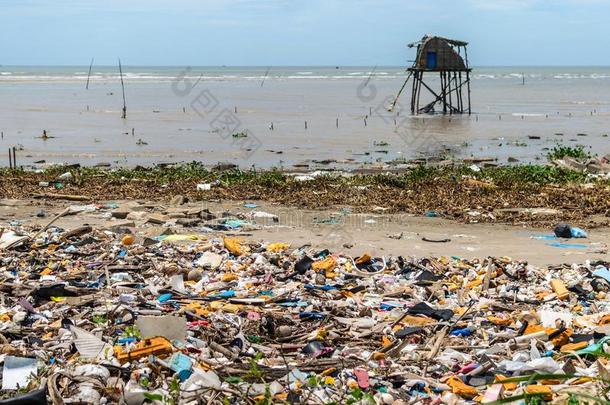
[550,279,569,300]
[324,376,336,385]
[466,277,483,289]
[162,234,201,242]
[320,367,336,377]
[221,273,238,282]
[224,237,243,256]
[221,303,240,313]
[313,256,336,272]
[267,242,290,252]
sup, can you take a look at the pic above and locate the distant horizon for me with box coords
[3,65,610,68]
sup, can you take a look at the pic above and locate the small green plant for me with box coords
[548,144,590,160]
[92,315,107,324]
[247,352,265,381]
[254,385,273,405]
[120,325,141,339]
[346,388,375,404]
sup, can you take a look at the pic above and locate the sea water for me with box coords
[0,66,608,168]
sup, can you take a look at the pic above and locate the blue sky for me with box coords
[2,0,610,66]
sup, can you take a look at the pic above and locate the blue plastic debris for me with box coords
[158,293,173,303]
[570,227,588,238]
[299,312,326,320]
[546,242,588,249]
[168,352,193,381]
[380,302,404,311]
[277,301,308,307]
[530,234,557,241]
[210,290,236,299]
[450,328,472,337]
[223,219,250,229]
[244,203,258,208]
[304,284,337,291]
[592,266,610,284]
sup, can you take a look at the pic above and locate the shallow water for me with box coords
[0,66,609,168]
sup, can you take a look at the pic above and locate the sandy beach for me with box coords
[2,196,609,267]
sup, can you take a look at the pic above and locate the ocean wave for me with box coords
[511,113,544,117]
[2,69,609,83]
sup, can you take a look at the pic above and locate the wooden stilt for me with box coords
[441,72,447,114]
[448,72,453,115]
[466,71,471,115]
[458,72,464,113]
[410,71,418,114]
[415,72,422,114]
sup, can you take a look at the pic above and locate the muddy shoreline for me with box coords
[1,164,609,227]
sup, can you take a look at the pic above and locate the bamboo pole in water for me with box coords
[86,58,94,90]
[118,58,127,119]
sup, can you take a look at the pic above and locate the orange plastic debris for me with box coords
[523,324,572,347]
[399,315,437,327]
[372,352,386,361]
[446,376,478,399]
[487,316,512,326]
[114,337,173,364]
[40,268,53,276]
[524,385,552,400]
[121,234,135,246]
[599,314,610,325]
[560,341,588,353]
[355,254,371,265]
[494,375,517,391]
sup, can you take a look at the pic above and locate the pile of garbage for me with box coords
[552,154,610,177]
[1,217,610,404]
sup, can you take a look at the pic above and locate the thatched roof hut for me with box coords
[408,35,469,71]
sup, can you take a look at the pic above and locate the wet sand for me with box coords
[2,198,608,267]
